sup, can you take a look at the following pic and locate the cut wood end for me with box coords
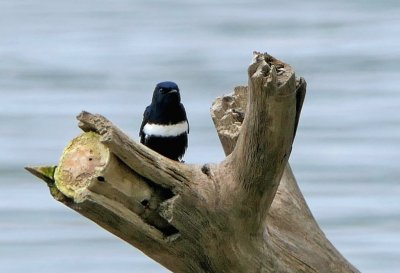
[54,131,109,198]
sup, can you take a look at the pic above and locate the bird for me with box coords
[139,81,189,161]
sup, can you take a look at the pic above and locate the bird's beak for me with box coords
[168,89,178,94]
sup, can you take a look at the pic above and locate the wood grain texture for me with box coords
[27,52,360,273]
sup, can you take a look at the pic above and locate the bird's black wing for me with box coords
[180,103,189,134]
[139,105,151,144]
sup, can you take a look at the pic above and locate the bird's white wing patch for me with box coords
[143,121,188,137]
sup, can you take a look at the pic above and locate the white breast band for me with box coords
[143,121,188,137]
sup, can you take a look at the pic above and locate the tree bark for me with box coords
[26,52,360,273]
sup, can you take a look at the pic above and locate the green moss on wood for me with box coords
[25,166,57,185]
[25,165,71,202]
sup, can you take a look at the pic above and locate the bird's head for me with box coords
[152,81,181,105]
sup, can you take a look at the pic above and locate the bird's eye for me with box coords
[159,88,163,93]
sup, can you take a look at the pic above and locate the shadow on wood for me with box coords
[26,52,360,273]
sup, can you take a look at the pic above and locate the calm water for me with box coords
[1,1,400,272]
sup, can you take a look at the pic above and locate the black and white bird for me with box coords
[139,81,189,161]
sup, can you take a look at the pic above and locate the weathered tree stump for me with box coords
[26,52,360,273]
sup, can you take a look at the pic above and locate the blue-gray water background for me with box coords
[1,1,399,272]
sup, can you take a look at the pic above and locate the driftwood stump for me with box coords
[26,52,360,273]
